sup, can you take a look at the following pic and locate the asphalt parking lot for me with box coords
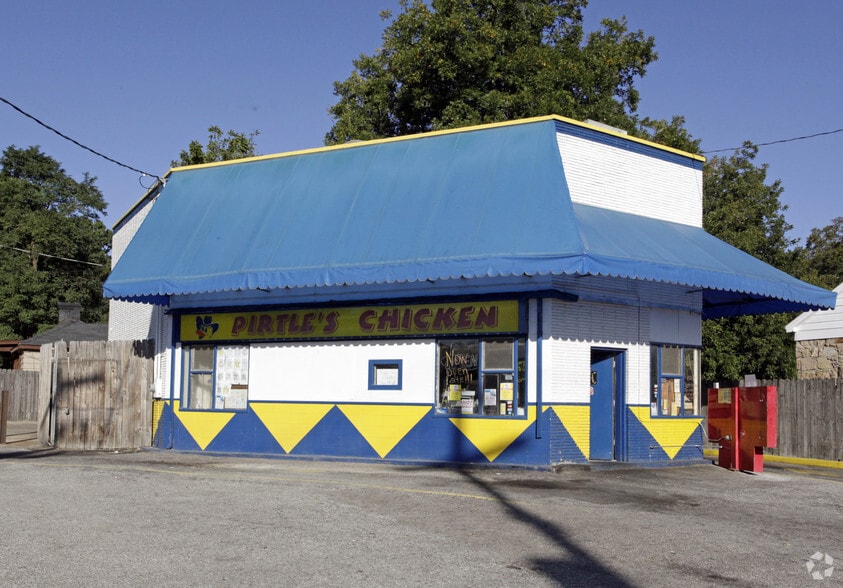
[1,436,841,587]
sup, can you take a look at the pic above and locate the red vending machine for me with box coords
[707,386,777,472]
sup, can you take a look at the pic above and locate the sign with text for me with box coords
[180,300,520,342]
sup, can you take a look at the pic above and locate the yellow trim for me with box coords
[168,114,705,176]
[114,115,702,229]
[703,449,843,470]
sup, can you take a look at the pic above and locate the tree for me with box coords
[799,217,843,290]
[172,126,260,167]
[636,115,701,154]
[701,143,800,383]
[703,143,799,272]
[326,0,657,143]
[0,146,111,339]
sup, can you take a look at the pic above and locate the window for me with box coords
[650,345,700,416]
[183,345,250,411]
[369,359,402,390]
[436,338,526,416]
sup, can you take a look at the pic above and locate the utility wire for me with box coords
[0,95,161,182]
[703,127,843,154]
[0,244,105,267]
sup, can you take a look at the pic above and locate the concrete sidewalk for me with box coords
[0,420,40,448]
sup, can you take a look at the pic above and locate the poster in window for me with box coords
[500,382,514,401]
[215,345,249,409]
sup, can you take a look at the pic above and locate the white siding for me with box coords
[556,130,703,227]
[249,339,435,404]
[527,298,539,404]
[154,312,172,399]
[787,284,843,341]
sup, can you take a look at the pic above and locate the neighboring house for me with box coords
[0,340,19,369]
[104,116,835,467]
[786,282,843,379]
[11,303,108,370]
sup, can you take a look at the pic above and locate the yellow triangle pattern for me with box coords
[173,400,236,450]
[152,399,164,444]
[338,404,431,458]
[450,406,537,462]
[251,403,334,453]
[550,405,590,460]
[629,406,702,459]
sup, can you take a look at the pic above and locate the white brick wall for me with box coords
[545,274,703,407]
[556,127,703,227]
[108,194,159,342]
[546,298,650,406]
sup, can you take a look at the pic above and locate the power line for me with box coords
[703,127,843,154]
[0,95,161,182]
[0,244,105,267]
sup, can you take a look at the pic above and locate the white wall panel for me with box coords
[249,339,436,403]
[650,308,702,346]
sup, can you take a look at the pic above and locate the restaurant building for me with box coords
[105,116,835,467]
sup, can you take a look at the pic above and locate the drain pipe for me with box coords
[536,297,543,439]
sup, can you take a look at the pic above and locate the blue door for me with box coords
[590,351,616,460]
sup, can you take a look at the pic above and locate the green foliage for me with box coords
[0,146,111,339]
[703,142,798,271]
[635,115,702,155]
[702,314,796,384]
[172,126,260,167]
[326,0,657,143]
[799,217,843,290]
[701,143,800,383]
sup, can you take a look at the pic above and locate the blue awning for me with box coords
[104,118,835,318]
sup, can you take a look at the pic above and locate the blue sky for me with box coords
[2,1,841,243]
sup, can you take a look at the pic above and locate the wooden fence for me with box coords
[38,340,155,450]
[0,369,39,421]
[761,378,843,462]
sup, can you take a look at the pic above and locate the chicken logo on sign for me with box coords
[195,315,219,339]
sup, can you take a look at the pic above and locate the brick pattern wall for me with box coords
[796,338,843,379]
[556,125,703,227]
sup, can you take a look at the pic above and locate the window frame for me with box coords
[436,336,527,418]
[650,344,700,417]
[182,344,250,412]
[368,359,403,390]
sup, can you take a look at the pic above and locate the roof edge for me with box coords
[167,115,705,176]
[112,172,172,230]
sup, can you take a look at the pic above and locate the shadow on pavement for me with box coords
[458,468,635,586]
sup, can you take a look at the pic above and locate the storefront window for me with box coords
[183,345,250,411]
[650,345,700,416]
[437,338,526,416]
